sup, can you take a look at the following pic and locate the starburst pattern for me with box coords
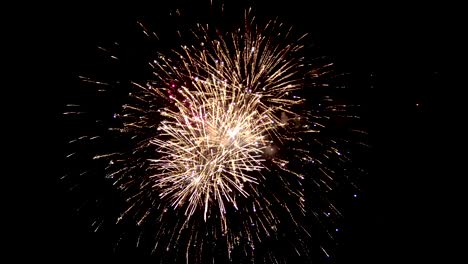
[63,8,368,263]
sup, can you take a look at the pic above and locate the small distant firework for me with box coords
[64,7,367,264]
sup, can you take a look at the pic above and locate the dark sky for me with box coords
[13,0,457,263]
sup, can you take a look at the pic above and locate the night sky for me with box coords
[13,0,457,263]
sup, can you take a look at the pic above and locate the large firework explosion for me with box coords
[63,5,368,264]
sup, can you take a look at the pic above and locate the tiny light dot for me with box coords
[353,194,357,198]
[335,228,339,232]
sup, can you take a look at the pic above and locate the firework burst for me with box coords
[63,7,368,263]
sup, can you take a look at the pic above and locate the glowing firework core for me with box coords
[128,22,306,223]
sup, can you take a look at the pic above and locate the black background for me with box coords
[11,0,458,262]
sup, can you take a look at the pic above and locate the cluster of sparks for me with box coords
[64,8,367,263]
[129,18,308,227]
